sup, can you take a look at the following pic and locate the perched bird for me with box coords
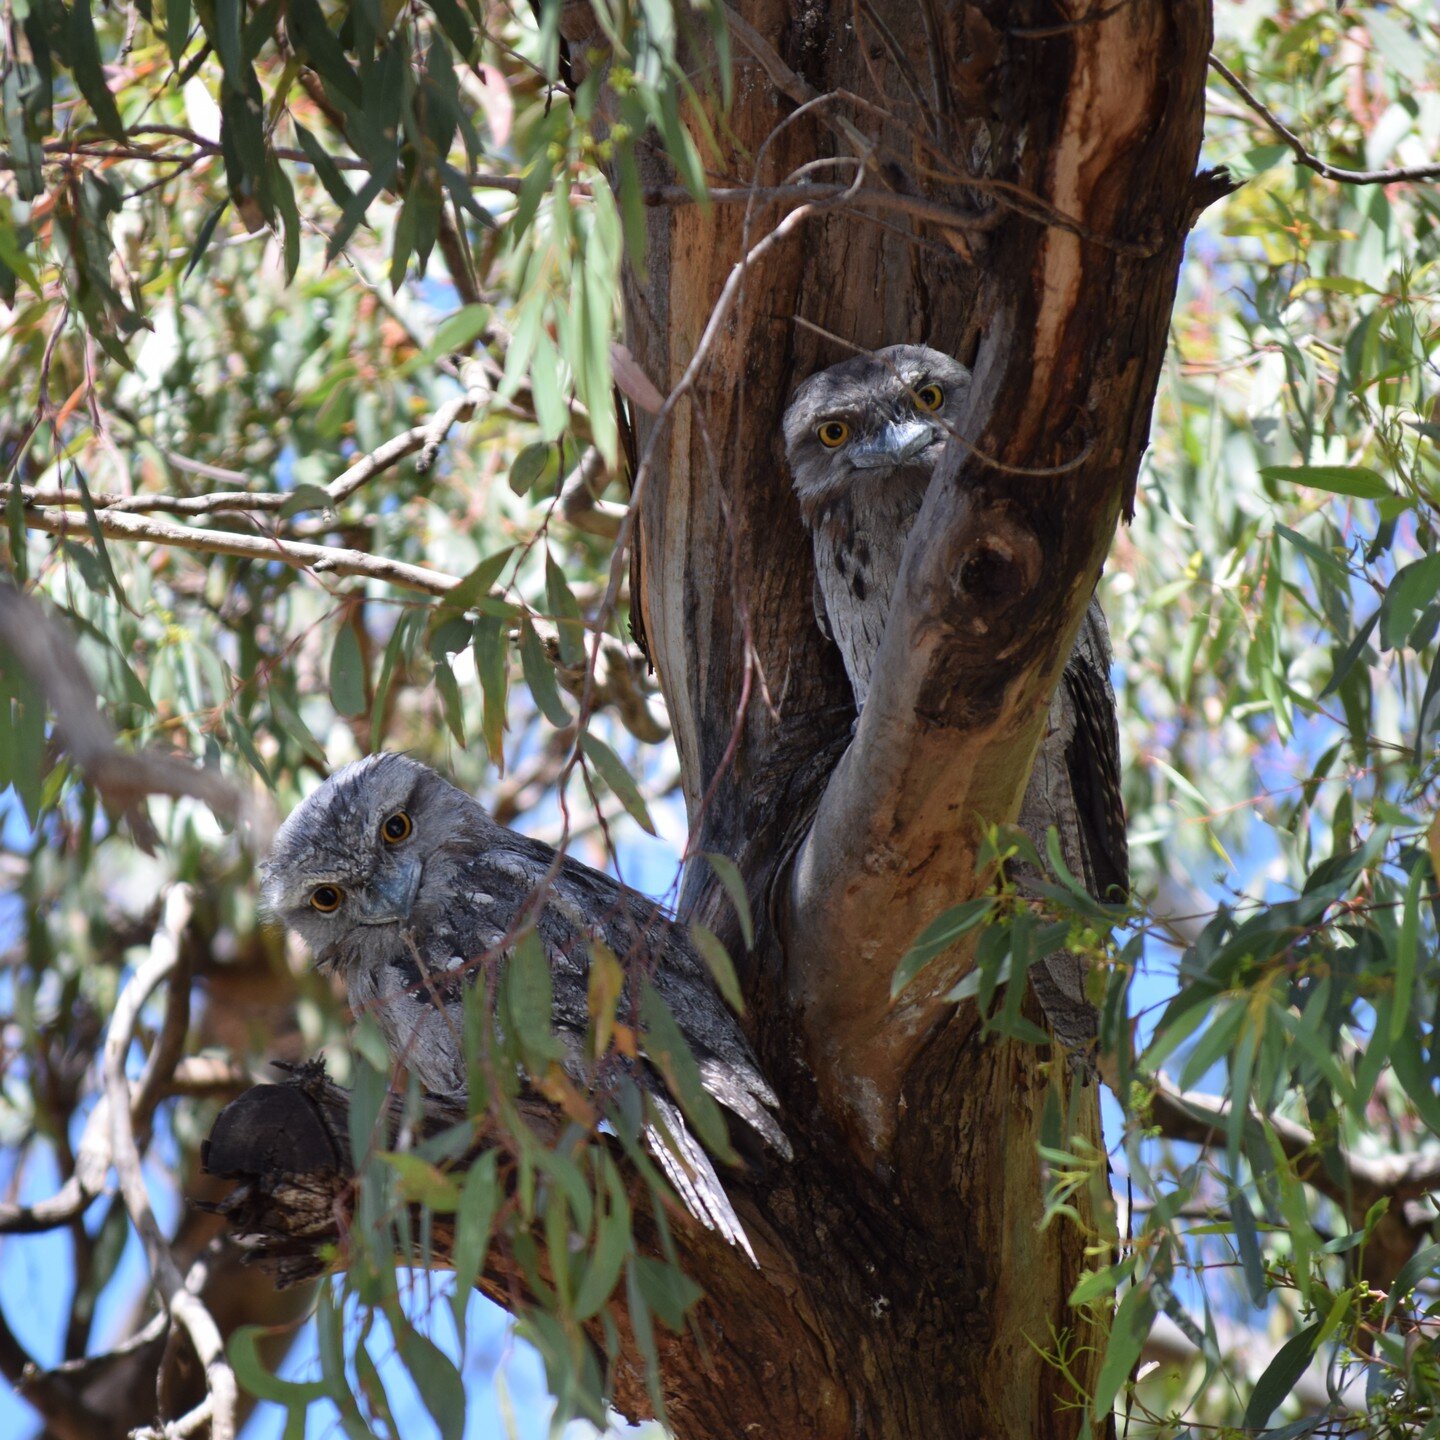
[262,753,788,1256]
[783,344,1128,1052]
[784,344,977,709]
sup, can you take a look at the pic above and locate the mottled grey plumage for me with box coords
[784,345,1128,1053]
[262,753,787,1257]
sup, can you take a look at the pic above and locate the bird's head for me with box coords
[261,752,487,974]
[782,344,973,516]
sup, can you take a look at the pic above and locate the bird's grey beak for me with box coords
[354,857,421,925]
[848,418,940,471]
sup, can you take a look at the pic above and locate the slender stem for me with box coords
[1210,55,1440,185]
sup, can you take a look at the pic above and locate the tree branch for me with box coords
[0,1301,108,1440]
[784,2,1209,1155]
[1146,1072,1440,1211]
[559,446,628,539]
[18,501,671,742]
[723,5,1159,256]
[1209,55,1440,185]
[24,392,484,517]
[103,885,238,1440]
[0,583,257,841]
[20,501,461,595]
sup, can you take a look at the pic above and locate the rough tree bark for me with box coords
[208,4,1213,1438]
[614,2,1211,1432]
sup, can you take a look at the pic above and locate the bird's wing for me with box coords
[645,1090,758,1264]
[1017,596,1127,1057]
[1062,599,1129,904]
[477,839,790,1160]
[480,841,783,1252]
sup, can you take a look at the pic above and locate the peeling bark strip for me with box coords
[208,5,1210,1437]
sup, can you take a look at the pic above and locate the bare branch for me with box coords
[1209,55,1440,185]
[412,385,492,477]
[26,393,486,518]
[104,885,238,1440]
[723,5,1159,256]
[133,1394,213,1440]
[16,510,670,745]
[0,1302,107,1440]
[1010,0,1137,40]
[1145,1072,1440,1212]
[0,1174,92,1233]
[559,447,628,539]
[0,584,257,841]
[20,502,461,596]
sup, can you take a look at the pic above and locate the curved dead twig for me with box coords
[722,4,1159,256]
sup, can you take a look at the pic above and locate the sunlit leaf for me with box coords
[1260,464,1391,500]
[329,619,367,717]
[580,733,655,835]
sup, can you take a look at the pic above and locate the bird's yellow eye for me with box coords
[915,383,944,412]
[381,811,413,844]
[310,885,344,913]
[817,420,850,448]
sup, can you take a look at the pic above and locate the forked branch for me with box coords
[784,1,1211,1156]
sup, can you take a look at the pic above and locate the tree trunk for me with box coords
[207,4,1213,1436]
[615,0,1210,1433]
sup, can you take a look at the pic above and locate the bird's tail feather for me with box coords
[698,1057,792,1161]
[645,1093,758,1265]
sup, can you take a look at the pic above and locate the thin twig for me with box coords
[723,6,1157,255]
[0,1303,103,1440]
[27,389,486,519]
[20,503,461,596]
[541,194,833,897]
[1010,0,1137,39]
[133,1394,213,1440]
[1209,55,1440,185]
